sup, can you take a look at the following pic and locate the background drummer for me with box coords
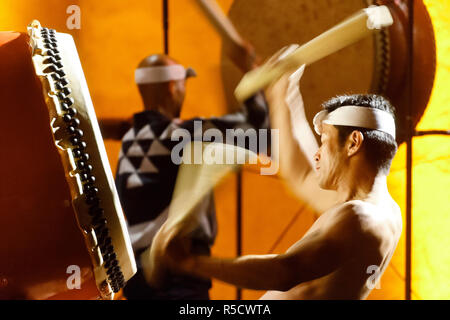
[115,44,269,299]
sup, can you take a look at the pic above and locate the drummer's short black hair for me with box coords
[321,94,398,174]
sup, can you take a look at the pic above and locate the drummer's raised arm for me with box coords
[265,66,339,214]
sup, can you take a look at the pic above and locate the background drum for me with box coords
[221,0,436,144]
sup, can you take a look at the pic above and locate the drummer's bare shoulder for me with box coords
[260,200,400,300]
[284,200,387,268]
[310,200,394,244]
[318,198,401,247]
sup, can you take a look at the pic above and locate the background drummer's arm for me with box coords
[98,118,132,140]
[265,72,339,213]
[213,25,267,128]
[195,0,269,127]
[195,0,258,73]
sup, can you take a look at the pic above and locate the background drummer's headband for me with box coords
[313,105,396,139]
[135,65,197,84]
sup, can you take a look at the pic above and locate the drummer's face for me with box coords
[314,124,346,190]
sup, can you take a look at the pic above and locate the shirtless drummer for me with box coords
[150,62,403,300]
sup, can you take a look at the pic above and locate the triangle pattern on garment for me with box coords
[118,157,136,174]
[136,124,155,140]
[122,128,135,142]
[139,157,158,173]
[159,122,179,139]
[147,139,171,156]
[126,172,144,189]
[137,139,152,154]
[127,141,145,157]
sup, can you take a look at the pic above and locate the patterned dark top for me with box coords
[115,93,268,299]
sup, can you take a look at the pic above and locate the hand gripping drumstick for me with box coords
[234,5,394,101]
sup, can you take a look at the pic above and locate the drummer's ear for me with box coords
[346,130,364,157]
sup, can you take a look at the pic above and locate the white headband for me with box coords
[135,65,196,84]
[313,105,396,139]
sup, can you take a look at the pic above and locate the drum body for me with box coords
[0,23,136,300]
[0,31,94,299]
[221,0,435,144]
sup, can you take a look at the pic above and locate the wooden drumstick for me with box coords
[234,5,394,101]
[194,0,258,72]
[194,0,246,48]
[143,143,258,286]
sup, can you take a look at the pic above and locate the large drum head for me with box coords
[221,0,436,144]
[222,0,377,132]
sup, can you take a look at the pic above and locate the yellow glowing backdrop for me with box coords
[0,0,448,299]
